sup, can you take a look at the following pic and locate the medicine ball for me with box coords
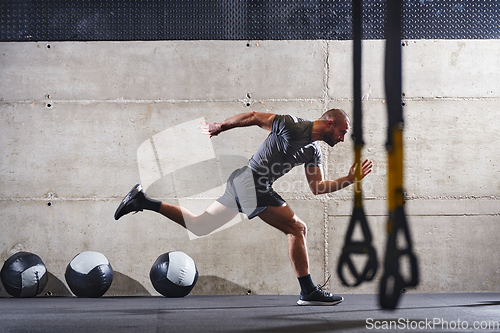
[1,252,48,298]
[65,251,113,298]
[150,251,198,298]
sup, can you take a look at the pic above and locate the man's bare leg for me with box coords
[257,204,310,277]
[114,184,239,237]
[159,201,239,236]
[257,203,343,306]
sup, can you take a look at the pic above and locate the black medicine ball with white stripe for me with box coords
[65,251,113,298]
[0,252,48,298]
[150,251,198,298]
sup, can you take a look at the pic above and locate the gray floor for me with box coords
[1,293,500,332]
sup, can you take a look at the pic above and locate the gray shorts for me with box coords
[216,166,286,219]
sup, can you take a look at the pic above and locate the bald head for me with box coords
[320,108,350,127]
[313,108,350,147]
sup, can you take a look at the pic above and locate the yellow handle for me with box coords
[354,144,363,208]
[388,125,405,212]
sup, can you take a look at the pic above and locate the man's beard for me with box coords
[323,132,338,147]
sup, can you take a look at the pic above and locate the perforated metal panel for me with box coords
[1,0,499,41]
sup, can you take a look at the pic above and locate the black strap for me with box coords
[352,0,363,147]
[379,206,419,309]
[337,0,378,287]
[337,206,378,286]
[379,0,419,310]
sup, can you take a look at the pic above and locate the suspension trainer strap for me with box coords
[337,0,378,287]
[379,0,419,310]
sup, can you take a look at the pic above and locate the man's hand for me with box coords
[347,159,373,183]
[199,121,223,138]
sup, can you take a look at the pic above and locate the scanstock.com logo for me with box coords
[136,118,250,239]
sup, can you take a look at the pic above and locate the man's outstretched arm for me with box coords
[199,111,276,138]
[306,159,373,195]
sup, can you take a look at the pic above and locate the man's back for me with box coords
[248,114,322,184]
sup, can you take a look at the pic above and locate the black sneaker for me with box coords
[114,184,145,220]
[297,285,344,306]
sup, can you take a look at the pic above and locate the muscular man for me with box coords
[115,108,373,305]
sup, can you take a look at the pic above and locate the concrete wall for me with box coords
[1,40,499,297]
